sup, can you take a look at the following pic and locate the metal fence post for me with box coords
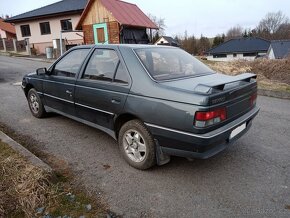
[25,38,31,56]
[13,38,17,53]
[60,31,63,56]
[2,38,6,52]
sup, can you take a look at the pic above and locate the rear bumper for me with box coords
[145,106,259,159]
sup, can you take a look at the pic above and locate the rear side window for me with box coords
[51,49,90,78]
[83,49,129,84]
[135,48,214,81]
[114,63,129,84]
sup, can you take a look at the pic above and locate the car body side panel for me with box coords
[22,74,44,94]
[74,80,130,130]
[42,75,76,116]
[123,94,200,133]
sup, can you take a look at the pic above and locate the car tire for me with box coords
[27,88,46,118]
[118,119,156,170]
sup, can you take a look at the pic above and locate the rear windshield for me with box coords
[134,47,214,81]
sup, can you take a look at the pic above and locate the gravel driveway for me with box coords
[0,55,289,217]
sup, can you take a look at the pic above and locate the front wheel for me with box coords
[27,88,46,118]
[118,120,156,170]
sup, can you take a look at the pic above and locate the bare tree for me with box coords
[147,13,166,41]
[197,35,211,55]
[257,11,289,34]
[275,23,290,39]
[226,25,243,40]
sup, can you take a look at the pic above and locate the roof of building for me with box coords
[5,0,88,23]
[0,18,16,34]
[76,0,158,29]
[270,40,290,59]
[207,37,270,54]
[156,36,180,46]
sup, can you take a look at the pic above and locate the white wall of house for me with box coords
[14,14,83,53]
[0,29,7,38]
[207,52,266,62]
[267,47,275,59]
[154,37,169,45]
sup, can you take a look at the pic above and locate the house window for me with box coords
[213,54,227,58]
[20,25,31,37]
[233,53,237,57]
[39,22,51,35]
[61,19,73,31]
[243,53,257,57]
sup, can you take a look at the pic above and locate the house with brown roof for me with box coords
[0,18,16,39]
[76,0,158,45]
[5,0,88,54]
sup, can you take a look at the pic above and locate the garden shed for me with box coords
[76,0,158,45]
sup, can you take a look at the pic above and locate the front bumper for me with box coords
[146,106,260,159]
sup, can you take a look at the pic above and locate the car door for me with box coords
[74,47,131,130]
[42,48,91,116]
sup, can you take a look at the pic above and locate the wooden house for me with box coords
[76,0,158,45]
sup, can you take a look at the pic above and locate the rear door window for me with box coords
[82,49,130,84]
[82,49,119,82]
[114,62,129,84]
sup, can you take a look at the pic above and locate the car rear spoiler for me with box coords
[194,73,257,94]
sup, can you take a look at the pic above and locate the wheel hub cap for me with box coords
[123,130,146,163]
[29,94,39,113]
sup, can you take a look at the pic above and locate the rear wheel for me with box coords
[118,119,156,170]
[27,88,46,118]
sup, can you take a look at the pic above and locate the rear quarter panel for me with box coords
[119,46,204,133]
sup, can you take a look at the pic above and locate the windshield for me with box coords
[134,47,214,81]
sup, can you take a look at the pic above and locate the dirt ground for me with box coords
[201,57,290,92]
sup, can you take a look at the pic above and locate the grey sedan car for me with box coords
[22,45,259,169]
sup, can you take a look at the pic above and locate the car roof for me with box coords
[72,44,179,50]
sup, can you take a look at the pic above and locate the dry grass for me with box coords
[200,57,290,92]
[0,140,54,217]
[0,140,108,217]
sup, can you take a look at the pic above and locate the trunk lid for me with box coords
[162,72,257,123]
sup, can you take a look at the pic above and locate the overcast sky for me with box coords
[1,0,290,37]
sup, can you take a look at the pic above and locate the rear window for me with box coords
[135,47,214,81]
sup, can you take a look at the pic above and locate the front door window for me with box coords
[51,49,90,78]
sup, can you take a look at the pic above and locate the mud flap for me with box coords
[155,139,171,166]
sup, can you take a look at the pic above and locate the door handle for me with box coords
[66,90,73,96]
[111,98,121,104]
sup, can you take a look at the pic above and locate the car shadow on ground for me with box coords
[35,112,256,176]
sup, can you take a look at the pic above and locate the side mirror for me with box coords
[36,68,48,75]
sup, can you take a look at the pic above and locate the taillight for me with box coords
[194,108,227,127]
[250,93,257,106]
